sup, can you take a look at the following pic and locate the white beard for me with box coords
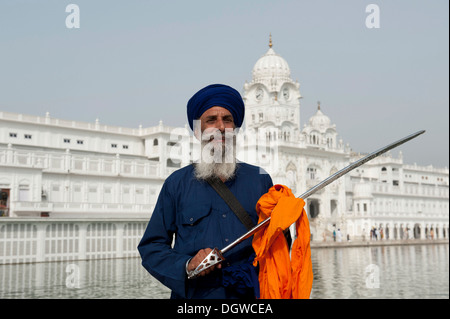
[194,133,237,181]
[195,161,237,181]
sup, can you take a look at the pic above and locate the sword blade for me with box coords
[188,130,425,278]
[220,129,425,254]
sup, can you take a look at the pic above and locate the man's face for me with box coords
[198,106,235,146]
[199,106,235,133]
[194,106,238,179]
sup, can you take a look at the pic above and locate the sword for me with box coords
[187,130,425,279]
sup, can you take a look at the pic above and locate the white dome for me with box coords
[252,47,291,81]
[308,107,331,129]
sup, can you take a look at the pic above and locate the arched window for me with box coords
[307,167,317,180]
[153,138,158,146]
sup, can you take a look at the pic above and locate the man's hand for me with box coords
[187,248,222,277]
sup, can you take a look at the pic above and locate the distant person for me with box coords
[336,229,342,242]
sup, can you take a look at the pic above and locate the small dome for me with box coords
[308,105,331,129]
[252,47,291,81]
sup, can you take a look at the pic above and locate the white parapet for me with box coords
[0,218,148,264]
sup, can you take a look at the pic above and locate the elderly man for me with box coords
[138,84,273,299]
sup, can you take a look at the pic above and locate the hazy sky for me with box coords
[0,1,448,168]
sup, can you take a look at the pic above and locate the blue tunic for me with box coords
[138,162,273,299]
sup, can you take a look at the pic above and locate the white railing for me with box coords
[346,179,449,199]
[11,202,154,216]
[0,110,183,137]
[0,147,161,178]
[0,218,148,264]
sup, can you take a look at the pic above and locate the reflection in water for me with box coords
[310,244,449,299]
[0,244,448,299]
[0,258,171,299]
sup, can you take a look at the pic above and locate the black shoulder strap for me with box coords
[206,177,255,231]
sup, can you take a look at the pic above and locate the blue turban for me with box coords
[187,84,245,131]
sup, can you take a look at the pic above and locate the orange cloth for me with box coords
[252,184,313,299]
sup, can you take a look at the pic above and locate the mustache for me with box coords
[200,131,236,165]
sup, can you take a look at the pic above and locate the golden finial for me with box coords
[269,33,273,48]
[317,101,321,110]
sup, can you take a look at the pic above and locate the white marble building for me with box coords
[1,40,448,242]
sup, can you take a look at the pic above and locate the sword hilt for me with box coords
[187,248,225,279]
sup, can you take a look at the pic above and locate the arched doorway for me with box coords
[307,199,320,242]
[0,188,10,217]
[413,223,421,239]
[308,199,320,219]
